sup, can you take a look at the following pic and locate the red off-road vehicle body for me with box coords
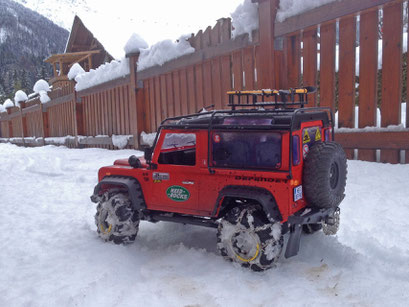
[97,119,331,222]
[91,88,345,262]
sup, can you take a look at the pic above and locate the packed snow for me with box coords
[231,0,259,40]
[1,143,409,306]
[33,79,51,93]
[14,90,28,106]
[0,104,5,113]
[277,0,338,22]
[3,99,14,109]
[124,33,149,55]
[67,63,86,80]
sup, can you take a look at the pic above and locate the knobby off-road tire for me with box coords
[217,206,283,272]
[322,207,340,235]
[95,191,140,244]
[303,142,347,209]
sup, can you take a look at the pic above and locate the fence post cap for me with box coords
[125,51,141,58]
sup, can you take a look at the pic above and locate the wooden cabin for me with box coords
[44,16,114,89]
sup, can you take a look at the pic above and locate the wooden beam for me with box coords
[275,0,400,37]
[336,131,409,150]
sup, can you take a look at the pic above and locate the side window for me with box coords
[158,133,196,166]
[212,131,281,169]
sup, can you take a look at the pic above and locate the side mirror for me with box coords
[144,147,153,161]
[128,155,142,168]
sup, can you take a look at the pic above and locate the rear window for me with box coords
[211,131,282,169]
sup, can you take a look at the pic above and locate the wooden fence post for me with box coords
[126,51,141,149]
[20,101,28,146]
[41,104,50,141]
[255,0,279,89]
[6,108,13,137]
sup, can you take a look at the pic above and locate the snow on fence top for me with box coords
[0,103,5,113]
[231,0,259,40]
[74,58,130,91]
[74,34,195,91]
[14,90,28,106]
[276,0,337,22]
[3,99,14,109]
[124,33,148,55]
[33,79,51,94]
[68,63,85,81]
[137,35,194,71]
[39,91,51,104]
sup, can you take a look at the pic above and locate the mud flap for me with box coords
[284,207,337,258]
[285,224,303,258]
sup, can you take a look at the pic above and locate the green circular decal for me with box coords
[166,185,190,202]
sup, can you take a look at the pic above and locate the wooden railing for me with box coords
[0,0,408,163]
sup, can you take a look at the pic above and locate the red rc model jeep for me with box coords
[91,87,347,271]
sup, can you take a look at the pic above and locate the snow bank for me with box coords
[231,0,259,40]
[112,134,132,149]
[277,0,337,22]
[0,103,5,113]
[137,36,195,71]
[14,90,28,106]
[74,58,130,91]
[140,131,157,146]
[68,63,85,80]
[3,99,14,109]
[33,79,50,93]
[124,33,148,55]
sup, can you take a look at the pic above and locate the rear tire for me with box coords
[217,206,283,272]
[303,142,347,208]
[95,191,139,244]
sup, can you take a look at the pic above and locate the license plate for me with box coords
[294,185,303,202]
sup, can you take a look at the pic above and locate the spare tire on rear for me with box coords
[303,142,347,208]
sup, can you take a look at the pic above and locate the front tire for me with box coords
[95,191,139,244]
[217,206,283,272]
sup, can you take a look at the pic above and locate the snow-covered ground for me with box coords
[1,143,409,306]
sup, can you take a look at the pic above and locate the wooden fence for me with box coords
[0,0,408,163]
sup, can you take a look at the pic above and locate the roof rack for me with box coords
[227,86,317,110]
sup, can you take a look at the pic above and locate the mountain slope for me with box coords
[0,0,69,102]
[13,0,94,30]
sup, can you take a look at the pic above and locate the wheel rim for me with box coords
[230,230,260,262]
[329,162,339,189]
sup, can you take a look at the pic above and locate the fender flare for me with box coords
[213,185,283,222]
[91,176,146,211]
